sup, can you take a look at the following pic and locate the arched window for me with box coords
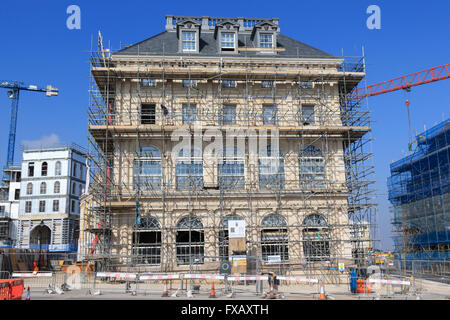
[40,182,47,194]
[176,216,204,265]
[54,181,60,194]
[302,214,330,261]
[218,146,244,189]
[28,162,34,177]
[176,147,203,190]
[133,146,162,191]
[299,145,325,189]
[259,145,284,189]
[41,162,48,176]
[132,217,161,265]
[26,183,33,195]
[55,161,61,176]
[30,225,51,248]
[219,215,244,260]
[261,215,289,261]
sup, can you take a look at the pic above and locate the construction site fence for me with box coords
[4,269,424,299]
[393,259,450,282]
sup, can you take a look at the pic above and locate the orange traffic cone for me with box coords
[209,281,216,298]
[319,281,326,300]
[161,281,169,297]
[25,287,30,300]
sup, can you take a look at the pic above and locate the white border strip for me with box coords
[227,275,268,281]
[12,273,53,278]
[139,274,180,280]
[368,279,410,286]
[96,272,136,279]
[184,274,225,280]
[277,276,318,283]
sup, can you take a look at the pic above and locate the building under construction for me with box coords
[389,118,449,268]
[79,15,377,278]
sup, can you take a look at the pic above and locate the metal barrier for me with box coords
[11,272,55,290]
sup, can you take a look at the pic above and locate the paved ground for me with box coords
[24,279,450,300]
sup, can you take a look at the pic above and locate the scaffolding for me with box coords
[80,23,377,281]
[389,118,450,268]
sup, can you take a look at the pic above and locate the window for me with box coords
[260,33,273,48]
[26,183,33,195]
[222,80,236,88]
[73,163,77,177]
[182,79,197,88]
[41,162,48,176]
[261,80,274,88]
[221,32,235,50]
[259,145,285,189]
[182,104,196,124]
[176,216,204,265]
[222,105,236,125]
[28,162,34,177]
[25,201,32,213]
[176,148,203,190]
[134,146,162,191]
[71,200,75,213]
[262,105,276,125]
[39,200,45,213]
[141,104,156,124]
[132,217,162,265]
[14,189,20,200]
[301,105,315,125]
[0,206,5,216]
[142,79,156,87]
[72,182,76,195]
[55,161,61,176]
[54,181,60,194]
[261,215,289,261]
[299,145,325,189]
[40,182,46,194]
[218,146,244,189]
[302,214,330,261]
[53,200,59,212]
[182,31,196,52]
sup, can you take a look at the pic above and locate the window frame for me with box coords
[182,31,196,52]
[259,33,273,48]
[221,32,235,49]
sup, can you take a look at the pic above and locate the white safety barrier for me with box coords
[96,272,137,279]
[139,274,180,280]
[184,274,225,280]
[368,279,410,286]
[227,275,268,281]
[276,276,318,283]
[12,272,53,278]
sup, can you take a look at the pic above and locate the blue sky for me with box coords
[1,1,449,250]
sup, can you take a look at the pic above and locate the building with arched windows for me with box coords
[16,145,86,253]
[80,15,377,278]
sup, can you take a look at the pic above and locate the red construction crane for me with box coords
[349,63,450,100]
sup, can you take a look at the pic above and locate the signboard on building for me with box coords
[267,255,281,263]
[228,220,245,238]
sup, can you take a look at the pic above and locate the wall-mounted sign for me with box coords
[228,220,245,238]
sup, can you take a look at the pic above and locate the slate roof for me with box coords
[113,31,337,59]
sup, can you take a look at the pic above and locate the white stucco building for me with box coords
[16,145,87,253]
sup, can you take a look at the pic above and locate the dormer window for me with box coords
[260,33,273,48]
[182,31,196,52]
[221,33,235,50]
